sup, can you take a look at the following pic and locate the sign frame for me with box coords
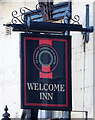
[20,33,72,111]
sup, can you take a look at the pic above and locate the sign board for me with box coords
[20,33,72,110]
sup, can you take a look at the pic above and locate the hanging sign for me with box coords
[20,33,72,110]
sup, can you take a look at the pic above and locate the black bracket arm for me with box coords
[3,3,94,43]
[3,22,94,34]
[82,4,93,43]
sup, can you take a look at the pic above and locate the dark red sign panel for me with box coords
[20,33,72,110]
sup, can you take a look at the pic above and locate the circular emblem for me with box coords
[33,45,58,73]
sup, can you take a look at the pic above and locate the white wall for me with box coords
[71,0,94,118]
[93,1,95,119]
[0,1,38,119]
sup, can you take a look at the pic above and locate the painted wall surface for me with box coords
[0,1,38,119]
[71,0,94,118]
[0,0,94,119]
[93,2,95,119]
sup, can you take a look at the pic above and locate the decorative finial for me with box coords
[1,105,11,120]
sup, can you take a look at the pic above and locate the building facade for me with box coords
[0,0,94,119]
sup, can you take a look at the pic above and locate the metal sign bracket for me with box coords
[3,2,94,42]
[82,4,91,43]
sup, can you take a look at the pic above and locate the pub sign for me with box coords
[20,33,72,110]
